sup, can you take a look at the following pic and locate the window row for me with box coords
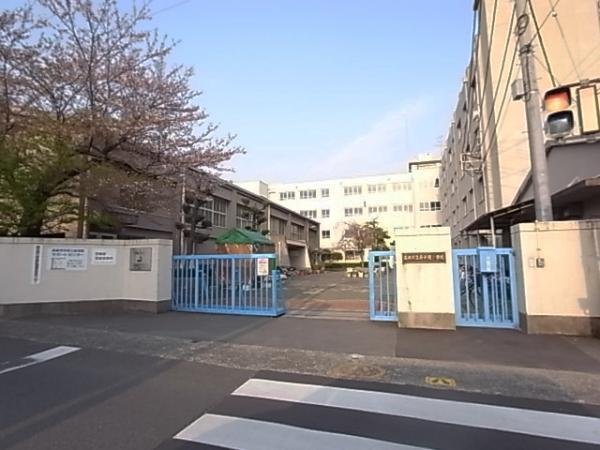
[393,204,414,213]
[419,201,441,211]
[279,188,329,201]
[299,209,330,219]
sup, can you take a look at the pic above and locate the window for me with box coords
[343,185,362,196]
[236,204,253,229]
[393,182,412,191]
[345,250,361,261]
[321,209,330,218]
[279,191,295,201]
[321,188,330,198]
[344,207,363,217]
[405,204,413,213]
[368,206,377,214]
[367,184,386,194]
[434,178,440,188]
[378,206,387,213]
[321,230,331,239]
[300,210,317,219]
[394,226,409,233]
[299,189,316,199]
[419,201,441,212]
[198,197,228,228]
[291,223,304,240]
[271,217,286,235]
[393,205,402,212]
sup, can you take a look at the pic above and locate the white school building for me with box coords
[237,156,442,260]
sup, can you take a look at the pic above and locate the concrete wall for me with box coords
[395,227,455,329]
[511,221,600,336]
[0,238,172,317]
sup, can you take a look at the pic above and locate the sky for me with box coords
[7,0,475,182]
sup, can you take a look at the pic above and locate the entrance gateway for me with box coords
[368,250,397,321]
[452,247,519,329]
[171,254,285,317]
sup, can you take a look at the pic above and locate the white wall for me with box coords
[0,238,172,308]
[512,221,600,319]
[395,227,455,329]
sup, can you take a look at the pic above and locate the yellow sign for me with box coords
[425,376,456,388]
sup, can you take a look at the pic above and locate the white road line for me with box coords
[233,378,600,445]
[175,413,429,450]
[0,346,80,375]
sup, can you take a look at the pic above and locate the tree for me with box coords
[0,1,243,236]
[238,198,267,234]
[364,219,391,251]
[338,220,390,262]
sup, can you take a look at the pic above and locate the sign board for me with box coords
[257,258,270,276]
[48,247,88,271]
[402,252,446,264]
[478,248,497,273]
[91,248,117,265]
[129,247,152,271]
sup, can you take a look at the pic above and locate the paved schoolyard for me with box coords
[284,271,370,319]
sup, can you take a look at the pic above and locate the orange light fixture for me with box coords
[544,87,571,112]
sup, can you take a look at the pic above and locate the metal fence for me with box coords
[452,248,518,329]
[368,250,397,321]
[172,253,285,317]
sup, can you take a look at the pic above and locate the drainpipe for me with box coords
[490,215,496,248]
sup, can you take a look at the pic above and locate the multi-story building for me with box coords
[88,173,319,269]
[237,156,441,260]
[441,0,600,247]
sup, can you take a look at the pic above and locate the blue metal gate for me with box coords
[368,250,397,321]
[452,247,518,329]
[172,253,285,317]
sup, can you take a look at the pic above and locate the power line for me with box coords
[526,0,562,45]
[476,0,500,117]
[548,0,582,80]
[481,41,519,165]
[527,0,557,87]
[479,5,517,162]
[152,0,192,16]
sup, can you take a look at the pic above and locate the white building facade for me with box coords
[237,158,442,260]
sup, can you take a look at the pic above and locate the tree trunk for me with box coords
[17,210,45,236]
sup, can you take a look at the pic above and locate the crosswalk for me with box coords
[166,371,600,450]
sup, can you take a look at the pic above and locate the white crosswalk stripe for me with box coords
[172,374,600,450]
[175,414,429,450]
[232,378,600,445]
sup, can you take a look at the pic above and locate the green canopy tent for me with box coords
[215,228,275,255]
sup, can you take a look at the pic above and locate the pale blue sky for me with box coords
[7,0,474,181]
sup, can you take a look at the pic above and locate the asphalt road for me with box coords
[2,335,600,450]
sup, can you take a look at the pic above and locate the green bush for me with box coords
[323,261,368,270]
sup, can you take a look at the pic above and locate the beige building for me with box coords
[237,157,442,260]
[441,0,600,247]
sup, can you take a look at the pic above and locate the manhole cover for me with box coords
[327,362,386,380]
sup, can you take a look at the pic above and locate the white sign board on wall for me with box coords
[257,258,269,276]
[91,248,117,265]
[47,247,88,271]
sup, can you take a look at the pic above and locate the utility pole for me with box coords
[515,0,554,221]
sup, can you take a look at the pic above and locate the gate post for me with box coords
[394,227,455,330]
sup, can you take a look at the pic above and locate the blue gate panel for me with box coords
[452,248,518,329]
[172,254,285,317]
[368,251,397,321]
